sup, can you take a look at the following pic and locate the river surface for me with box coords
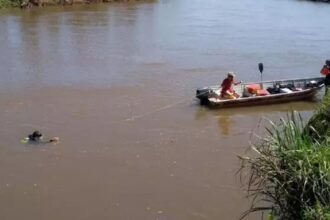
[0,0,330,219]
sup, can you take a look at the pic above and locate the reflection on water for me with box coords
[218,114,232,136]
[196,100,319,137]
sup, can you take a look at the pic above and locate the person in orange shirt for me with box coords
[220,72,241,99]
[321,60,330,95]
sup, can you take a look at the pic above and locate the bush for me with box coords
[239,110,330,219]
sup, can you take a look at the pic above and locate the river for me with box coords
[0,0,329,219]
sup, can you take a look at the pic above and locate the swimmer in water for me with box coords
[21,131,59,144]
[28,131,43,142]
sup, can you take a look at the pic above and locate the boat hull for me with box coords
[207,87,321,108]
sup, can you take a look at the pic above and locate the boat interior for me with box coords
[210,77,324,100]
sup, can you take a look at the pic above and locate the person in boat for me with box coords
[220,72,241,99]
[320,60,330,94]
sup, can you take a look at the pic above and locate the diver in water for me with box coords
[22,131,59,144]
[28,131,43,142]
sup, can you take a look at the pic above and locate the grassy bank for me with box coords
[239,93,330,219]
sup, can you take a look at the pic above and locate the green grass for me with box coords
[239,94,330,220]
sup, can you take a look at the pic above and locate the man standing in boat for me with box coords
[220,72,241,99]
[320,60,330,94]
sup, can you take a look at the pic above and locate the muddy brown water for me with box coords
[0,0,330,219]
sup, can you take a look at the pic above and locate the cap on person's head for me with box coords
[326,60,330,66]
[227,72,235,78]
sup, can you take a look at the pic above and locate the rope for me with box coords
[124,97,195,122]
[123,89,216,122]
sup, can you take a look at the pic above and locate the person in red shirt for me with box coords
[321,60,330,95]
[220,72,241,99]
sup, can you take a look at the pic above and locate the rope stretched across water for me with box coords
[124,97,194,122]
[124,90,214,122]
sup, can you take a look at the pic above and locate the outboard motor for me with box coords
[196,87,211,99]
[196,87,214,105]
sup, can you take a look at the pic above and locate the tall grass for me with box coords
[239,94,330,219]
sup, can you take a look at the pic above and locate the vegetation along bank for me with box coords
[0,0,153,9]
[239,93,330,219]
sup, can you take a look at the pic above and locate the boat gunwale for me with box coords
[204,76,325,91]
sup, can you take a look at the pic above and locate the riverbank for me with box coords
[239,92,330,219]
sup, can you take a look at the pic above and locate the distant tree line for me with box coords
[0,0,144,8]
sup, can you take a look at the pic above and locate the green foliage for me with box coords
[239,109,330,219]
[0,0,21,8]
[0,0,12,7]
[305,92,330,142]
[303,203,330,220]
